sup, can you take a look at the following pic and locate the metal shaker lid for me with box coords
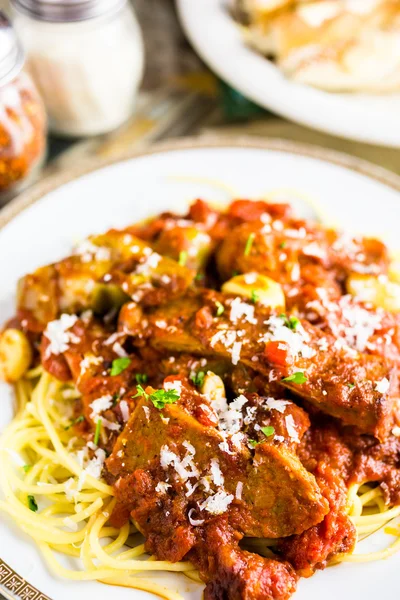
[0,12,24,87]
[11,0,126,22]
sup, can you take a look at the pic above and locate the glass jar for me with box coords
[11,0,144,137]
[0,13,46,204]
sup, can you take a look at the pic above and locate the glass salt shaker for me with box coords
[0,12,46,204]
[11,0,145,137]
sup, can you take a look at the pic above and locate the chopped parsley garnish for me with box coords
[64,415,85,430]
[347,383,355,389]
[94,418,102,446]
[23,465,32,473]
[215,301,225,316]
[190,370,205,387]
[195,273,205,281]
[244,232,256,256]
[279,241,287,249]
[261,426,275,437]
[110,357,131,376]
[134,384,180,410]
[251,290,259,304]
[280,314,300,331]
[249,426,275,448]
[178,251,188,266]
[282,372,308,384]
[135,373,148,385]
[27,495,38,512]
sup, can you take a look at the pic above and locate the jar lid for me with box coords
[0,12,24,87]
[11,0,126,22]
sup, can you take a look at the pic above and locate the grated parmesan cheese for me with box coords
[155,481,171,493]
[244,405,257,425]
[285,414,300,443]
[235,481,243,500]
[262,315,315,359]
[142,406,150,421]
[185,481,199,497]
[164,380,182,395]
[218,440,235,455]
[135,251,161,275]
[90,395,113,420]
[90,395,121,431]
[231,341,242,365]
[119,400,130,422]
[265,398,290,413]
[160,442,199,481]
[64,478,78,501]
[80,354,103,374]
[229,297,257,325]
[210,458,224,487]
[375,377,390,394]
[188,508,205,526]
[74,240,111,263]
[200,490,234,515]
[82,448,106,480]
[44,314,79,357]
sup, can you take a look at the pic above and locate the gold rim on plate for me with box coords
[1,135,400,600]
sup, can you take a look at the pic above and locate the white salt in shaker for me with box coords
[11,0,144,137]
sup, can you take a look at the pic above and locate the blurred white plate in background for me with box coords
[176,0,400,148]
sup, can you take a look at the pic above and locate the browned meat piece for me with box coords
[192,520,298,600]
[279,420,357,576]
[106,384,328,539]
[130,290,398,439]
[301,292,400,365]
[216,216,388,285]
[279,462,356,577]
[17,230,194,327]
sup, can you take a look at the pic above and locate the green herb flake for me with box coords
[195,273,205,281]
[135,373,148,385]
[215,301,225,316]
[110,357,131,376]
[261,426,275,437]
[282,372,308,384]
[178,251,188,266]
[27,495,38,512]
[190,370,205,387]
[279,241,287,249]
[134,385,180,410]
[94,418,102,446]
[280,313,300,331]
[23,465,32,473]
[251,290,259,304]
[244,232,256,257]
[64,415,85,431]
[347,383,355,389]
[248,439,258,448]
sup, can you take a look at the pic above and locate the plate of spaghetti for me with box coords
[1,138,400,600]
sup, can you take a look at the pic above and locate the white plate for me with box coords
[1,138,400,600]
[176,0,400,148]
